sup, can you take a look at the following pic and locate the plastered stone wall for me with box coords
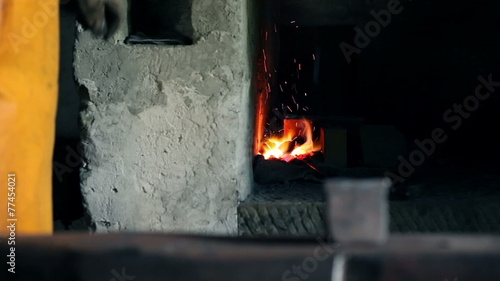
[74,0,254,234]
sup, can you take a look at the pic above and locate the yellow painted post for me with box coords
[0,0,59,235]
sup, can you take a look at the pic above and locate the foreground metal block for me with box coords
[325,178,392,244]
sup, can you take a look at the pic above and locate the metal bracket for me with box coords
[325,178,392,244]
[325,178,392,281]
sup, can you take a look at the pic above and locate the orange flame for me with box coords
[259,119,322,162]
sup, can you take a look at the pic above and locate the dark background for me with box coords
[275,0,500,167]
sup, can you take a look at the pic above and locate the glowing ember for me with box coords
[259,119,322,162]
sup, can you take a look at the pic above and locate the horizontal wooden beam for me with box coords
[2,234,500,280]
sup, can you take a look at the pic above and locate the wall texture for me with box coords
[74,0,253,234]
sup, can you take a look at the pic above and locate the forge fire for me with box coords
[258,119,323,162]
